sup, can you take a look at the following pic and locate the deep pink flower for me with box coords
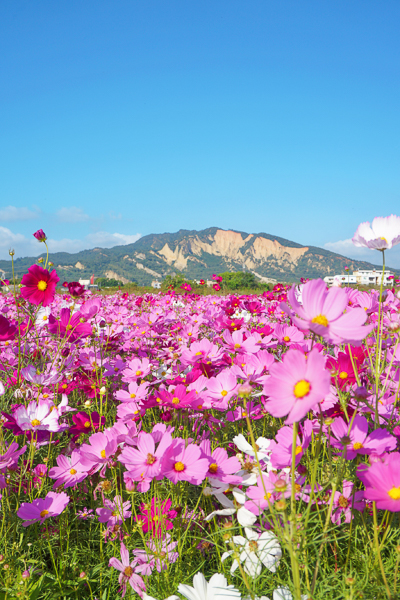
[67,281,85,298]
[0,442,26,471]
[17,491,70,526]
[263,348,331,424]
[357,452,400,511]
[69,411,105,438]
[281,278,375,345]
[109,542,146,598]
[20,265,59,307]
[135,498,177,536]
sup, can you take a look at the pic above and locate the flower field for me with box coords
[2,218,400,600]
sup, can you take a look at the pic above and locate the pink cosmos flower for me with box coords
[161,440,209,484]
[331,480,364,525]
[330,416,396,460]
[245,471,291,515]
[17,491,70,526]
[352,215,400,251]
[357,452,400,511]
[79,431,117,474]
[133,533,179,575]
[263,348,331,424]
[0,442,26,471]
[222,330,259,354]
[200,440,242,485]
[206,371,238,406]
[68,411,105,438]
[270,420,313,469]
[180,338,223,366]
[48,450,90,488]
[135,498,177,536]
[118,431,172,481]
[281,278,374,345]
[97,495,132,527]
[122,357,151,383]
[115,381,149,403]
[109,542,146,598]
[157,384,197,410]
[20,265,59,307]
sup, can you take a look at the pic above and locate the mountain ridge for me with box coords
[0,227,395,285]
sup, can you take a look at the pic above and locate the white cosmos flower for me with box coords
[273,588,308,600]
[352,214,400,251]
[35,306,51,328]
[178,572,241,600]
[233,434,272,463]
[143,595,179,600]
[222,527,282,578]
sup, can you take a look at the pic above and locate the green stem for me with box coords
[372,502,391,598]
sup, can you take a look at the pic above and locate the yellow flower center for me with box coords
[146,453,156,465]
[195,351,203,356]
[380,237,388,243]
[124,566,133,577]
[136,370,142,377]
[66,324,73,330]
[130,393,136,398]
[70,468,77,475]
[221,390,228,397]
[31,419,41,427]
[264,492,272,500]
[84,421,91,428]
[295,445,303,455]
[172,397,180,404]
[283,336,290,342]
[234,343,241,349]
[174,461,185,472]
[353,442,363,450]
[388,487,400,500]
[37,280,48,291]
[209,463,218,474]
[40,509,49,518]
[293,380,311,399]
[100,450,106,458]
[339,371,348,380]
[311,314,329,327]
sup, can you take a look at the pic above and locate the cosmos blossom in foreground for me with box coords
[20,265,59,307]
[281,278,375,346]
[352,214,400,251]
[357,452,400,511]
[109,542,146,598]
[263,348,331,424]
[17,491,70,526]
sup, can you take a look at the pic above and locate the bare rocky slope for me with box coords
[0,227,394,285]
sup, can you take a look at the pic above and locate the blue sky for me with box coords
[1,0,400,266]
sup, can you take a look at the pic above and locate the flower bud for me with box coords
[275,500,286,511]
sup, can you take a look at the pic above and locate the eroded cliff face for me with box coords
[157,229,309,272]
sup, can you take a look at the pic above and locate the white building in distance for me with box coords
[324,269,394,287]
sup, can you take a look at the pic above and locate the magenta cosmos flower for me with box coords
[48,308,92,342]
[136,498,177,536]
[263,348,331,424]
[357,452,400,511]
[109,542,146,598]
[352,214,400,251]
[161,440,209,484]
[17,491,70,526]
[330,415,396,460]
[281,279,374,345]
[20,265,59,307]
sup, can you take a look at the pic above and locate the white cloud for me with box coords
[0,227,142,260]
[324,239,400,268]
[0,205,40,221]
[56,206,90,223]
